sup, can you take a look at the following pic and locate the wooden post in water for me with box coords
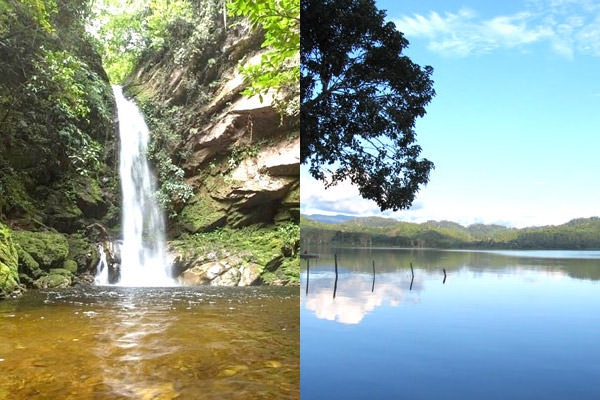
[443,268,447,284]
[372,260,375,292]
[333,254,338,298]
[306,258,310,294]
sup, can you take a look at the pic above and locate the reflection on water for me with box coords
[301,248,600,400]
[0,286,299,399]
[303,269,416,324]
[93,290,180,398]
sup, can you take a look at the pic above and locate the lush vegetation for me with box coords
[228,0,300,115]
[92,0,196,82]
[301,215,600,250]
[93,0,300,99]
[0,0,117,228]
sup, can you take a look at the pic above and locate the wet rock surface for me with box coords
[178,256,261,287]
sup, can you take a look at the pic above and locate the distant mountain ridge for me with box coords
[300,215,600,249]
[304,214,357,224]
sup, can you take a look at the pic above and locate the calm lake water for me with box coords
[0,286,299,400]
[300,247,600,400]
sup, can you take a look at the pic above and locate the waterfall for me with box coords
[95,85,174,287]
[94,244,108,285]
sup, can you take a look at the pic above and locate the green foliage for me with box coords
[0,0,56,35]
[138,99,193,216]
[277,221,300,257]
[152,150,194,214]
[26,48,107,176]
[93,0,194,82]
[0,167,37,218]
[30,49,91,118]
[0,0,116,225]
[227,0,299,111]
[301,0,435,211]
[224,142,261,173]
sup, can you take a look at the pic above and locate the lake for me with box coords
[0,286,299,399]
[300,247,600,399]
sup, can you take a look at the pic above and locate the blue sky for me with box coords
[301,0,600,228]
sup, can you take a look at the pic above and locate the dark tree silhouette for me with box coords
[301,0,435,211]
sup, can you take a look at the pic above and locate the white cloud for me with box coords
[303,273,418,324]
[300,170,383,216]
[394,1,600,57]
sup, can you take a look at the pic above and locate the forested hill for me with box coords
[301,215,600,249]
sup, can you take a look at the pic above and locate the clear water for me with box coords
[0,286,299,399]
[301,247,600,399]
[96,86,173,287]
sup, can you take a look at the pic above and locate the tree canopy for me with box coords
[300,0,435,211]
[92,0,195,83]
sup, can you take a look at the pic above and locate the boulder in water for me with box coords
[238,263,262,286]
[33,272,72,289]
[178,256,262,286]
[108,262,120,284]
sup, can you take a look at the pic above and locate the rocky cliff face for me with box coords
[124,4,299,285]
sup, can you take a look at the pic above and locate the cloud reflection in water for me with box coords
[302,270,422,325]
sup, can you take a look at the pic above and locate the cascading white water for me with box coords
[95,85,174,286]
[94,244,108,285]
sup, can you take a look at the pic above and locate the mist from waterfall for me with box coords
[95,85,174,286]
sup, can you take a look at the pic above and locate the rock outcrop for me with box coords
[177,256,262,286]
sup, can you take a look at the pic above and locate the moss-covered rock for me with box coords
[0,172,38,220]
[48,268,73,276]
[12,231,69,270]
[0,223,20,296]
[19,273,34,287]
[73,175,108,219]
[33,272,72,289]
[176,193,227,234]
[15,244,43,279]
[62,260,78,274]
[44,191,84,233]
[171,222,299,286]
[67,234,99,273]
